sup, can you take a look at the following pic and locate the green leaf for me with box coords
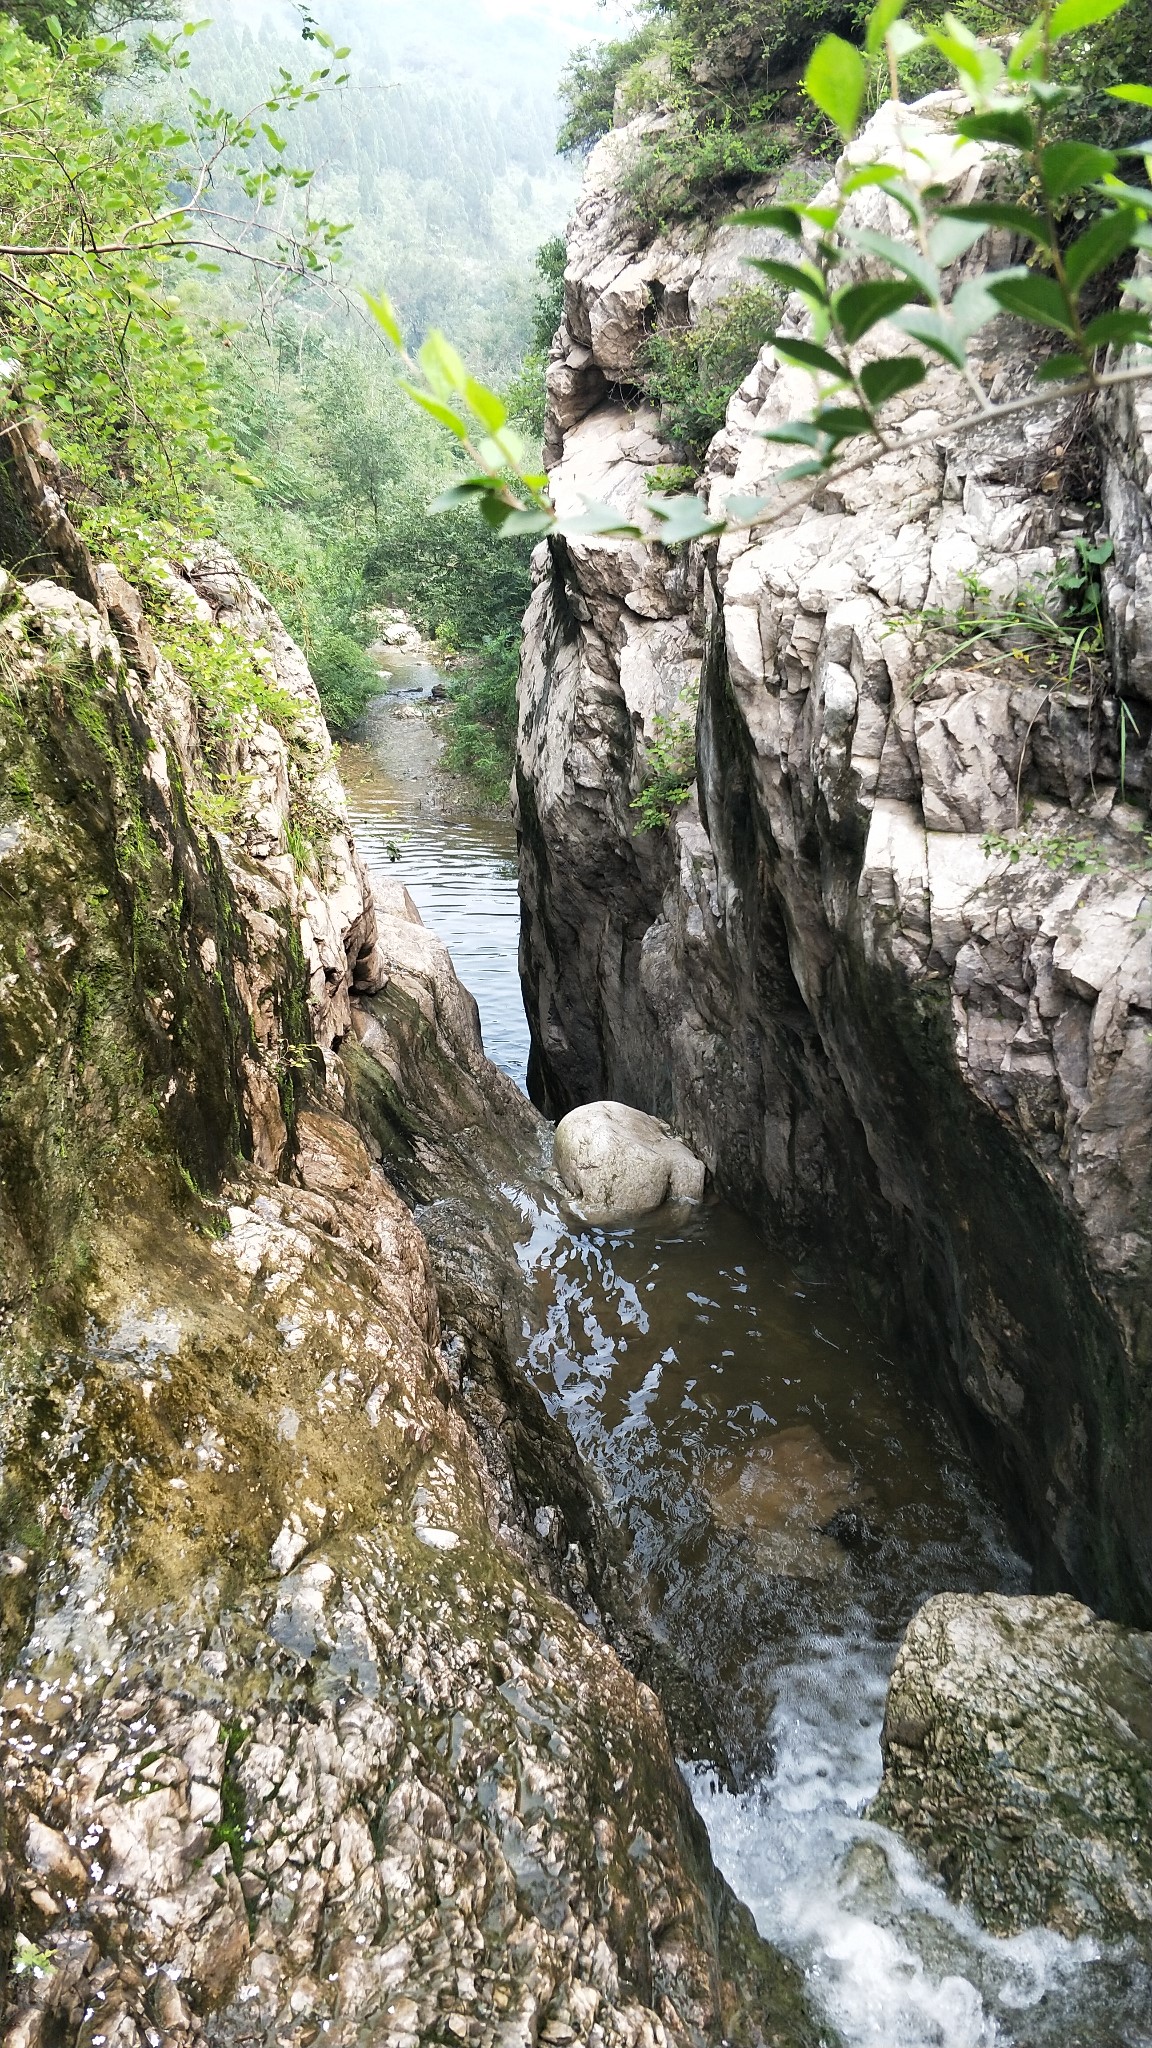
[834,278,920,343]
[1039,140,1117,199]
[760,421,828,447]
[841,163,907,195]
[928,216,987,266]
[1050,0,1128,36]
[888,18,925,55]
[400,382,469,439]
[859,356,927,404]
[865,0,908,58]
[363,289,403,349]
[747,258,828,304]
[1107,84,1152,106]
[463,375,507,432]
[1034,351,1092,380]
[814,405,875,442]
[725,494,777,520]
[1063,207,1138,291]
[848,228,938,299]
[728,207,804,237]
[956,108,1035,151]
[987,270,1076,332]
[939,201,1050,245]
[891,307,967,367]
[778,457,833,481]
[647,495,726,543]
[500,509,556,537]
[260,121,287,152]
[562,499,643,536]
[771,336,850,380]
[1080,307,1152,347]
[418,329,467,398]
[804,34,868,139]
[428,478,503,511]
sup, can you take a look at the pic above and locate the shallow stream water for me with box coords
[344,660,1150,2048]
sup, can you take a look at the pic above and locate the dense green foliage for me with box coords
[171,4,579,378]
[440,629,520,798]
[556,23,666,155]
[506,235,568,433]
[208,323,532,732]
[0,6,547,743]
[643,286,783,461]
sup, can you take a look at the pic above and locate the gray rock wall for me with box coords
[516,97,1152,1621]
[0,435,824,2048]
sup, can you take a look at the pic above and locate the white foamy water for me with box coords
[687,1642,1144,2048]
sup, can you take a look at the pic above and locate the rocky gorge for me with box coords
[515,72,1152,1986]
[2,56,1152,2048]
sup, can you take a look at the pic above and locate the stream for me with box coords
[344,658,1150,2048]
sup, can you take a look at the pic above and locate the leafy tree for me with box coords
[0,9,352,502]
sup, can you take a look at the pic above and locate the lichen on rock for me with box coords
[872,1591,1152,1946]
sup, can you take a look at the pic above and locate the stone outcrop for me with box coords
[554,1101,706,1217]
[872,1592,1152,1944]
[516,93,1152,1624]
[0,434,826,2048]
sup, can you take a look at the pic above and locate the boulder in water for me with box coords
[873,1591,1152,1944]
[554,1100,705,1217]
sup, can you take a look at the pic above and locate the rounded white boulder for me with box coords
[553,1101,705,1218]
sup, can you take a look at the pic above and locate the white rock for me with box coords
[554,1102,705,1217]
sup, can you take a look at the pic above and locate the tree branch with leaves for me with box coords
[374,0,1152,552]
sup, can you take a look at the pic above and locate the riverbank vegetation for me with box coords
[0,1,555,744]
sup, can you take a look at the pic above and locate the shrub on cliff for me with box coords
[643,285,785,462]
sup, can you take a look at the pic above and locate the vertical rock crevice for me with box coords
[515,95,1152,1622]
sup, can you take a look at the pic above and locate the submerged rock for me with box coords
[704,1428,864,1578]
[873,1591,1152,1943]
[554,1100,706,1217]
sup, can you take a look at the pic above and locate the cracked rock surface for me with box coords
[516,92,1152,1627]
[0,431,825,2048]
[872,1591,1152,1943]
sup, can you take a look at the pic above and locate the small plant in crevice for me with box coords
[981,824,1111,874]
[642,286,785,465]
[630,690,699,833]
[905,551,1112,700]
[12,1936,56,1979]
[210,1723,249,1877]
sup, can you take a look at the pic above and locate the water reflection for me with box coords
[342,662,1148,2048]
[341,659,530,1086]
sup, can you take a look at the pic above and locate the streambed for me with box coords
[344,663,1150,2048]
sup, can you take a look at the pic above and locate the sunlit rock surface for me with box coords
[516,93,1152,1627]
[0,428,825,2048]
[873,1592,1152,1945]
[555,1100,706,1216]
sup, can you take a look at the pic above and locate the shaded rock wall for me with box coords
[516,98,1152,1622]
[0,435,825,2048]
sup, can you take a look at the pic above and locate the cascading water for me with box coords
[343,662,1151,2048]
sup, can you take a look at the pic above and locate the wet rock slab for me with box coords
[873,1591,1152,1944]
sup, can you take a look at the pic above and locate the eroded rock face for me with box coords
[555,1100,706,1216]
[516,94,1152,1622]
[872,1592,1152,1944]
[0,442,825,2048]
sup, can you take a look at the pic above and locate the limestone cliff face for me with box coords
[0,430,821,2048]
[516,98,1152,1623]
